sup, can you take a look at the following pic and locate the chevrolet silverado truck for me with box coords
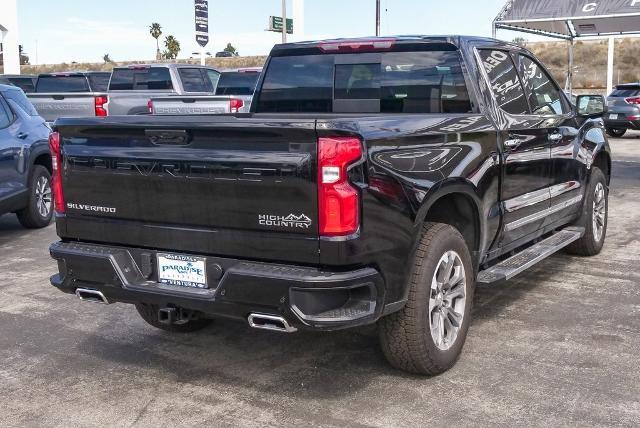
[107,64,221,116]
[48,36,611,375]
[148,68,261,115]
[28,72,111,123]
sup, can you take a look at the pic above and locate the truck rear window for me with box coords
[36,75,90,93]
[216,72,260,96]
[8,77,36,93]
[109,67,173,90]
[256,51,472,114]
[87,73,111,92]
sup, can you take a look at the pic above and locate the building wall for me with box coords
[0,0,20,74]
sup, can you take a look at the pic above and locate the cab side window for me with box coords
[518,55,567,115]
[479,49,528,115]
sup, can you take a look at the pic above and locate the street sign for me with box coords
[194,0,209,47]
[269,16,293,34]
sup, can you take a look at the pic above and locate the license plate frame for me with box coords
[157,253,208,289]
[609,114,619,120]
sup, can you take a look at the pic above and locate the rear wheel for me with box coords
[135,303,212,333]
[378,223,474,375]
[566,167,608,256]
[606,127,626,138]
[16,165,53,229]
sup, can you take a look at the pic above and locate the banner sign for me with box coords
[195,0,209,47]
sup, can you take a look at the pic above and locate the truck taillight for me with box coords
[49,132,65,214]
[319,38,396,53]
[148,99,154,114]
[230,98,244,113]
[95,95,108,117]
[625,97,640,105]
[318,136,362,237]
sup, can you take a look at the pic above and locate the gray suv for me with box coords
[605,83,640,137]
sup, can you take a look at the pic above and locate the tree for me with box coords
[149,23,163,60]
[162,35,181,60]
[103,54,113,63]
[223,43,239,56]
[19,45,30,65]
[512,37,528,47]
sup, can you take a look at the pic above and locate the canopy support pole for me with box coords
[607,36,615,96]
[567,38,574,94]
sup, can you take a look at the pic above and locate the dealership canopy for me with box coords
[493,0,640,94]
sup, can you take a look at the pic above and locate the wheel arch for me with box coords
[415,180,484,265]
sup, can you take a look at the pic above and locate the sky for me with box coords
[15,0,527,65]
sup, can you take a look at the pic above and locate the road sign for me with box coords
[194,0,209,47]
[269,16,293,34]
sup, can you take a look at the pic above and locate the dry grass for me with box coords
[528,38,640,89]
[8,56,267,75]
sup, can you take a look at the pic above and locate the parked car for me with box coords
[48,36,610,375]
[604,83,640,137]
[148,67,261,115]
[28,72,109,123]
[215,51,234,58]
[0,84,53,228]
[106,64,221,115]
[0,74,38,93]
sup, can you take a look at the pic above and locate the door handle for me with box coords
[503,137,522,149]
[549,132,563,142]
[17,132,29,140]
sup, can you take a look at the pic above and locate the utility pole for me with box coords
[376,0,381,36]
[282,0,287,43]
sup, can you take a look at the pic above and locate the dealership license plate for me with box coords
[157,253,207,288]
[609,114,619,120]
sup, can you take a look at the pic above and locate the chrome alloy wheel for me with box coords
[428,251,467,351]
[35,176,52,219]
[592,182,606,243]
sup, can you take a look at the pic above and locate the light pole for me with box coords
[376,0,380,36]
[282,0,287,43]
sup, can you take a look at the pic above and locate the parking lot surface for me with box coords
[1,135,639,427]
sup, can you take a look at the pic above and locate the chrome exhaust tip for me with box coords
[247,313,297,333]
[75,288,110,304]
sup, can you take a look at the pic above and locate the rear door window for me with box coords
[256,50,472,114]
[479,49,528,115]
[518,55,568,116]
[178,68,212,92]
[36,75,90,92]
[3,88,39,116]
[109,67,173,90]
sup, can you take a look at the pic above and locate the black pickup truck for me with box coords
[48,36,611,375]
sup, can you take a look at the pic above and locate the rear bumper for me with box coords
[604,119,640,130]
[49,241,388,331]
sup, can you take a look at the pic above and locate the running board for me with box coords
[477,227,585,285]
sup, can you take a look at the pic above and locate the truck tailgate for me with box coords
[55,115,320,264]
[29,93,99,122]
[150,96,233,115]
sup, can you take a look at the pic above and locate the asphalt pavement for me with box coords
[1,134,639,427]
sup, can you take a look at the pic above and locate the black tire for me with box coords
[565,167,608,256]
[16,165,53,229]
[378,223,475,375]
[135,303,212,333]
[606,127,626,138]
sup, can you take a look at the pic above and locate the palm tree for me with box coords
[149,23,162,60]
[163,35,181,60]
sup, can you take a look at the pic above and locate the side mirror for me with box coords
[576,95,607,118]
